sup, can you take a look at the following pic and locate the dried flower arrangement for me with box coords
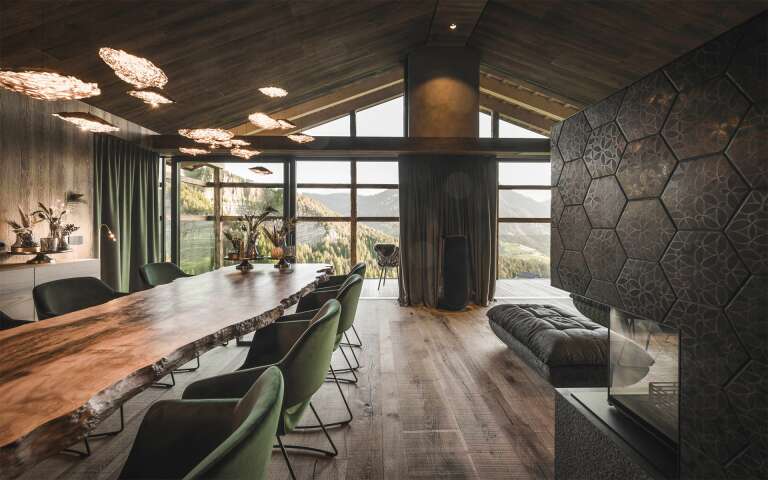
[6,206,40,251]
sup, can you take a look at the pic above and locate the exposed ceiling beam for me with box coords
[480,93,554,135]
[427,0,488,46]
[231,68,404,136]
[480,72,580,121]
[480,65,587,110]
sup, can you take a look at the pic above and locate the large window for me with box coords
[498,161,551,279]
[295,159,399,279]
[302,96,404,138]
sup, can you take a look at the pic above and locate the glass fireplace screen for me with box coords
[609,308,679,445]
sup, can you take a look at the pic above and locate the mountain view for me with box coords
[178,166,549,279]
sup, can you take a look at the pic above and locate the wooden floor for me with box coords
[19,296,575,480]
[361,278,569,300]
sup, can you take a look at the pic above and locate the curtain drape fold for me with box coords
[398,155,497,307]
[94,134,161,292]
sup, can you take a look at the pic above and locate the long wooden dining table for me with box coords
[0,263,327,478]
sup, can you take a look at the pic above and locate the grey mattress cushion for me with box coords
[487,304,608,367]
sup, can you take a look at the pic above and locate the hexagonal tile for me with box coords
[725,440,768,480]
[583,122,627,178]
[726,191,768,274]
[551,227,564,270]
[551,187,565,225]
[583,176,626,228]
[617,135,677,199]
[616,259,676,321]
[662,77,750,160]
[585,90,625,129]
[583,229,626,281]
[661,154,749,230]
[557,112,591,161]
[550,268,563,290]
[558,251,591,295]
[551,144,565,186]
[616,199,675,261]
[558,159,591,205]
[661,231,749,307]
[664,26,741,91]
[549,121,563,145]
[724,359,768,450]
[725,275,768,362]
[616,71,677,142]
[728,13,768,103]
[726,104,768,189]
[585,279,623,309]
[669,300,749,387]
[558,205,590,251]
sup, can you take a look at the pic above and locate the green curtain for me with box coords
[94,134,161,292]
[398,155,497,307]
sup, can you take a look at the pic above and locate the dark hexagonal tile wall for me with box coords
[551,144,565,186]
[664,26,742,92]
[549,121,563,146]
[616,199,675,261]
[724,361,768,448]
[557,112,591,162]
[662,77,750,160]
[585,90,625,129]
[583,176,626,228]
[616,135,677,199]
[558,205,590,251]
[727,12,767,103]
[725,105,768,189]
[558,159,591,205]
[669,300,749,387]
[661,154,749,230]
[725,440,768,480]
[583,229,626,281]
[725,275,768,362]
[616,259,676,321]
[585,279,623,309]
[551,187,565,225]
[551,227,564,271]
[558,251,591,295]
[583,122,627,178]
[616,71,677,142]
[661,231,749,307]
[726,190,768,274]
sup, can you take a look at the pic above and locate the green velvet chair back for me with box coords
[279,300,340,411]
[184,366,284,480]
[334,274,363,347]
[139,262,190,288]
[33,277,121,320]
[349,262,366,278]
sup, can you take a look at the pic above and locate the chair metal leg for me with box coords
[378,267,384,290]
[383,267,387,286]
[62,437,91,457]
[275,402,338,458]
[330,345,359,384]
[334,334,361,374]
[151,370,176,389]
[173,355,200,373]
[236,336,252,346]
[341,324,363,348]
[276,435,297,480]
[299,365,353,429]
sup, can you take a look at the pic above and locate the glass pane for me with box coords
[499,118,547,138]
[180,182,214,216]
[219,162,284,183]
[356,97,404,137]
[357,161,398,184]
[295,221,351,274]
[221,187,284,216]
[164,161,172,262]
[499,162,551,186]
[499,190,551,218]
[357,222,399,279]
[180,220,215,275]
[180,163,215,182]
[479,111,492,138]
[298,188,350,217]
[303,115,351,136]
[357,189,399,217]
[296,160,350,184]
[498,223,550,279]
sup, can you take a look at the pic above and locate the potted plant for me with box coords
[263,217,296,264]
[32,201,69,252]
[6,206,40,253]
[59,224,79,251]
[238,206,277,259]
[224,222,245,260]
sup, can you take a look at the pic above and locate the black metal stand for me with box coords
[151,371,176,389]
[275,402,338,480]
[61,405,125,457]
[173,355,200,373]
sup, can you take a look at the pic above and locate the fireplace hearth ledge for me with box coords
[555,388,677,480]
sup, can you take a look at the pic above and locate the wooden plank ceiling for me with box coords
[1,0,765,135]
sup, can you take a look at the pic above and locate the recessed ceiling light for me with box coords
[259,86,287,98]
[449,23,457,30]
[99,48,167,89]
[52,112,119,132]
[0,69,100,100]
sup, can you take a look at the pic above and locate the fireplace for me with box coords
[609,308,679,448]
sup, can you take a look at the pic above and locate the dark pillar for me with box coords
[406,47,479,137]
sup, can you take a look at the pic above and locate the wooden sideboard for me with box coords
[0,259,100,321]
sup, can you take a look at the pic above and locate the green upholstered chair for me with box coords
[119,366,284,480]
[182,300,342,480]
[139,262,191,289]
[0,311,32,330]
[32,276,127,321]
[303,263,366,348]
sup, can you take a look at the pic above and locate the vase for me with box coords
[271,246,284,259]
[40,237,59,252]
[59,236,70,251]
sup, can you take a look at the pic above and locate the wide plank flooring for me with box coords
[19,296,575,480]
